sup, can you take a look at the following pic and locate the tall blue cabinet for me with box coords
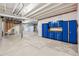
[69,20,77,44]
[49,22,57,40]
[62,21,68,42]
[56,21,63,41]
[42,23,49,38]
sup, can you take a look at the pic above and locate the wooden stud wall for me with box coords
[5,20,15,32]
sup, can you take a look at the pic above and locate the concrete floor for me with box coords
[0,32,79,56]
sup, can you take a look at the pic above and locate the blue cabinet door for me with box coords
[42,23,49,38]
[56,32,62,41]
[49,32,55,39]
[49,22,54,27]
[56,21,63,41]
[49,22,55,39]
[69,20,77,44]
[53,22,59,40]
[42,24,45,37]
[62,21,68,42]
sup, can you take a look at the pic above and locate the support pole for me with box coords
[20,21,23,39]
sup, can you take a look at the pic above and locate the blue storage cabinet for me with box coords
[62,21,68,42]
[53,22,58,27]
[49,32,55,39]
[42,20,77,44]
[49,22,54,27]
[49,22,58,40]
[49,22,55,39]
[56,21,63,41]
[53,22,59,40]
[49,21,63,41]
[42,24,45,37]
[69,20,77,44]
[42,23,49,38]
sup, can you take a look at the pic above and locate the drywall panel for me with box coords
[23,24,34,33]
[38,11,77,36]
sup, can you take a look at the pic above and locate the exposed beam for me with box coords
[16,3,24,15]
[38,5,77,19]
[12,3,19,14]
[28,3,63,18]
[25,3,52,17]
[4,3,6,12]
[39,10,77,20]
[18,3,30,15]
[23,3,43,16]
[38,5,77,17]
[32,4,76,19]
[0,13,29,20]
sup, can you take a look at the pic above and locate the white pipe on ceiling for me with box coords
[0,13,29,20]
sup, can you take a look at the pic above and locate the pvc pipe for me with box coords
[0,13,29,20]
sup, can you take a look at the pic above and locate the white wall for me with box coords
[23,24,34,33]
[77,4,79,53]
[37,11,77,36]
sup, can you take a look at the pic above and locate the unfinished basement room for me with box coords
[0,3,79,56]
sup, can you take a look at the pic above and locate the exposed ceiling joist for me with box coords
[32,4,77,19]
[16,3,24,15]
[13,3,24,15]
[0,3,77,21]
[18,3,30,16]
[22,3,40,16]
[38,5,77,20]
[24,3,51,17]
[26,3,62,18]
[0,13,29,20]
[4,3,6,12]
[12,3,19,13]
